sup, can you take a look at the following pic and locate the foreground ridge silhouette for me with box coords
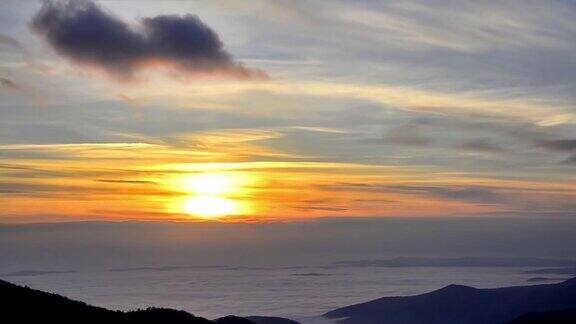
[504,309,576,324]
[0,279,299,324]
[324,277,576,324]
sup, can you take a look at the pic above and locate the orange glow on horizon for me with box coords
[4,153,576,223]
[182,196,236,219]
[182,173,237,195]
[167,172,255,219]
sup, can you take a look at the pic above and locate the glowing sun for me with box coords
[183,196,236,219]
[183,173,235,195]
[173,172,251,219]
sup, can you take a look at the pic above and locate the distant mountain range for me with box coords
[245,316,301,324]
[324,277,576,324]
[0,279,299,324]
[5,276,576,324]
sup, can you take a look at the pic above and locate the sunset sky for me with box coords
[2,0,576,223]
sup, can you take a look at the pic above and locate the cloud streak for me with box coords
[31,0,267,81]
[0,34,23,51]
[0,77,24,92]
[538,139,576,152]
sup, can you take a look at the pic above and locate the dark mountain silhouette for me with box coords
[216,315,256,324]
[245,316,301,324]
[505,309,576,323]
[323,277,576,324]
[0,279,298,324]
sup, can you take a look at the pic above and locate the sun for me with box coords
[183,173,234,195]
[171,172,252,219]
[183,196,236,219]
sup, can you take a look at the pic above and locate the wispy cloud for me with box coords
[537,139,576,152]
[0,77,25,92]
[0,34,23,51]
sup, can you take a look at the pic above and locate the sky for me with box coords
[3,218,576,270]
[1,0,576,223]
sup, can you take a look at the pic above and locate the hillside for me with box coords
[323,277,576,324]
[505,309,576,323]
[0,279,297,324]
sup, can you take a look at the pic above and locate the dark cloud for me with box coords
[538,139,576,152]
[96,179,156,185]
[418,186,504,204]
[536,139,576,165]
[562,155,576,164]
[322,182,504,205]
[320,182,378,192]
[380,185,504,205]
[386,123,433,146]
[0,189,27,194]
[362,123,434,146]
[0,182,62,196]
[457,138,505,153]
[31,0,267,81]
[0,77,24,92]
[297,206,348,212]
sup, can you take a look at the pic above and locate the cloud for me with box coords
[564,155,576,164]
[297,206,348,212]
[0,77,24,92]
[361,122,434,147]
[183,129,283,145]
[322,182,506,205]
[384,123,433,146]
[387,184,505,204]
[95,179,157,185]
[412,186,504,204]
[0,34,23,51]
[31,0,267,81]
[3,270,77,277]
[331,257,576,268]
[457,138,505,154]
[538,139,576,152]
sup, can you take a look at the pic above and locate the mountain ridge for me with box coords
[0,279,299,324]
[324,277,576,324]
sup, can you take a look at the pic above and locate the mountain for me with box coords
[0,279,298,324]
[323,277,576,324]
[505,309,576,323]
[216,315,256,324]
[245,316,301,324]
